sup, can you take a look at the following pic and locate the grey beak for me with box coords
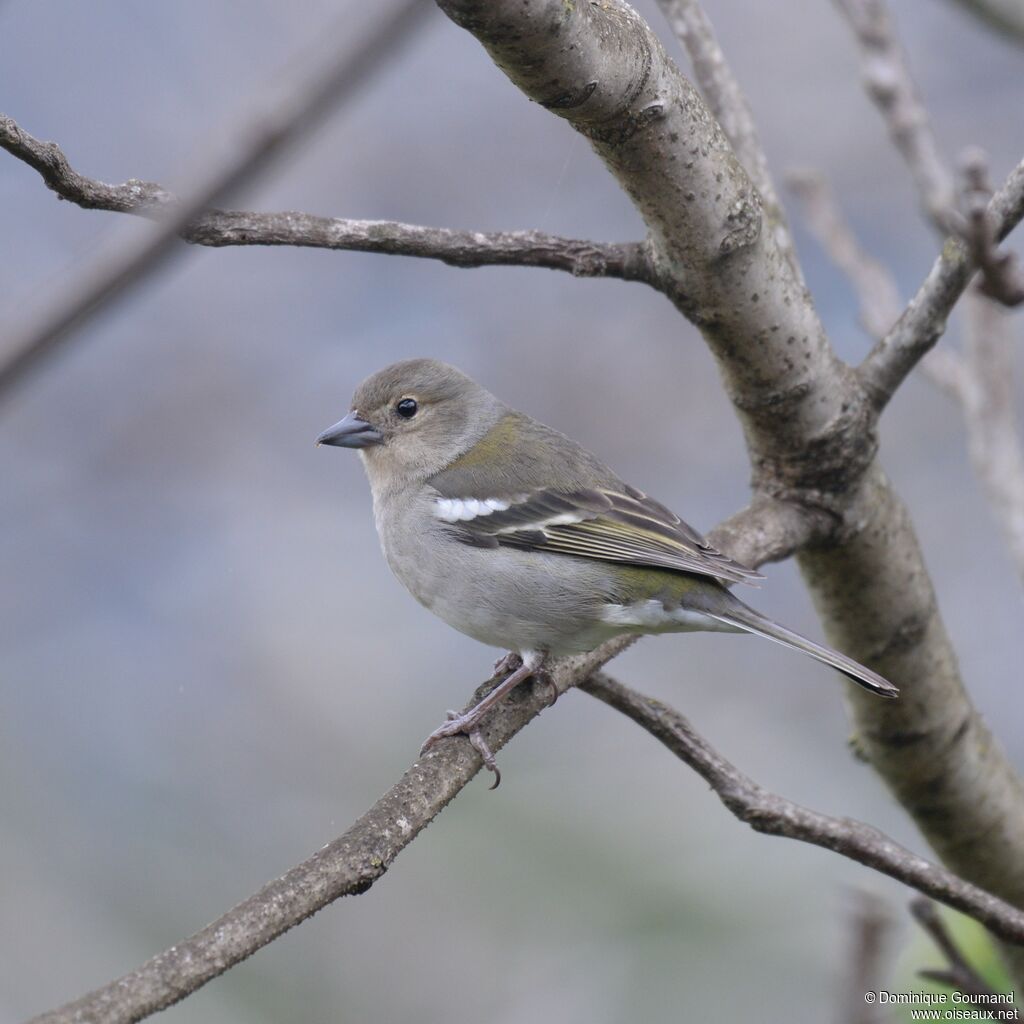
[316,411,383,449]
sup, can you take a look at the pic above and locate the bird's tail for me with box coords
[704,595,899,699]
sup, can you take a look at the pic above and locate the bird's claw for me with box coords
[467,726,501,789]
[419,710,462,754]
[420,710,502,789]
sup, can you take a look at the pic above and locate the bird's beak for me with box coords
[316,411,383,449]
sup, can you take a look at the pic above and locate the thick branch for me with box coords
[580,673,1024,945]
[706,493,822,566]
[654,0,801,279]
[434,0,1024,992]
[0,115,652,282]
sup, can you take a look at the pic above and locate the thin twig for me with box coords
[955,296,1024,578]
[786,170,902,338]
[959,149,1024,307]
[857,156,1024,408]
[785,166,956,394]
[835,0,1024,404]
[0,0,431,403]
[818,4,1024,578]
[579,672,1024,946]
[840,0,1024,306]
[789,169,1024,580]
[654,0,801,278]
[0,116,652,281]
[834,0,959,233]
[911,899,1021,1018]
[843,891,894,1024]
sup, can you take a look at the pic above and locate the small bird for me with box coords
[318,358,897,784]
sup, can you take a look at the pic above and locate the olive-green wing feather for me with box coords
[429,411,763,586]
[433,484,763,586]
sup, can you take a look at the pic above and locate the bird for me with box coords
[317,358,897,785]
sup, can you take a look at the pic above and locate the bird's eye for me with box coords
[396,398,418,419]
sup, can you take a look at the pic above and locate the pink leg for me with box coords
[420,652,548,788]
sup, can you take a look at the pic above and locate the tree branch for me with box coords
[844,892,893,1024]
[786,169,903,339]
[947,297,1024,579]
[797,13,1024,583]
[654,0,801,279]
[837,0,1023,306]
[959,148,1024,307]
[580,673,1024,947]
[21,493,822,1024]
[0,115,652,282]
[25,636,632,1024]
[705,492,823,567]
[0,0,434,404]
[857,157,1024,408]
[911,899,1022,1017]
[30,621,1024,1023]
[834,0,959,232]
[429,17,1024,986]
[835,0,1024,407]
[785,167,957,395]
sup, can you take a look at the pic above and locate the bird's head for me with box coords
[317,358,506,487]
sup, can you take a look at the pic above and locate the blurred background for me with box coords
[2,1,1022,1021]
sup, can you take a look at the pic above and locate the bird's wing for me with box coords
[431,482,764,586]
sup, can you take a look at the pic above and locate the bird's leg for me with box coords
[420,652,548,788]
[493,652,556,707]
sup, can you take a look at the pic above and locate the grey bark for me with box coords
[0,115,652,284]
[436,0,1024,984]
[31,617,1024,1024]
[5,0,1024,1017]
[654,0,801,279]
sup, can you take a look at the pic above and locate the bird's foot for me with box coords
[492,651,522,678]
[419,652,547,790]
[493,653,554,705]
[421,709,501,788]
